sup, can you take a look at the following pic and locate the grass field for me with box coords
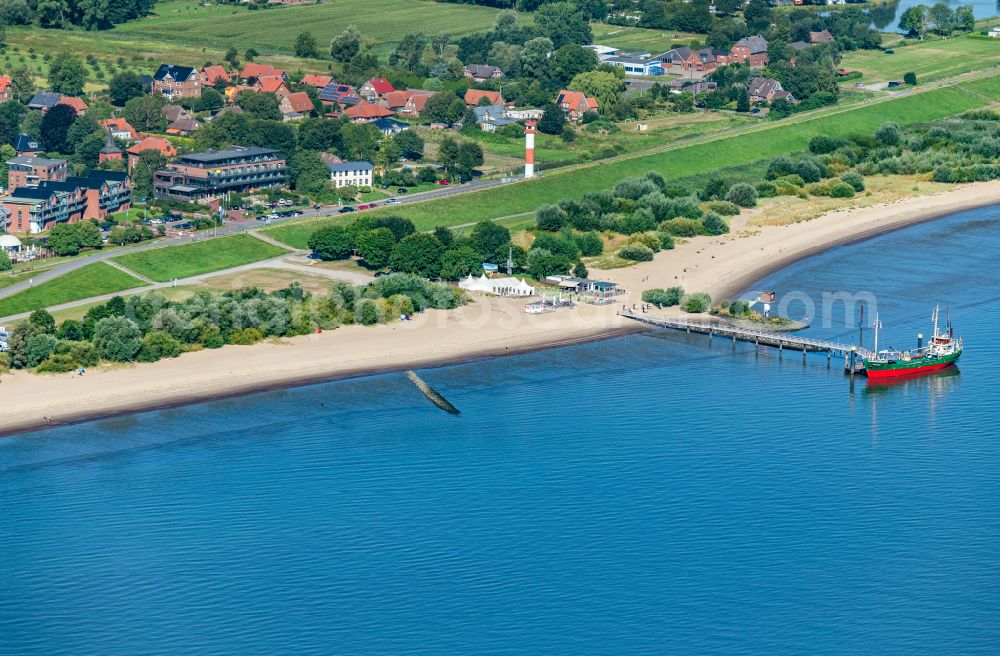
[590,22,697,54]
[113,0,514,57]
[960,74,1000,99]
[0,263,145,318]
[840,35,1000,84]
[265,84,988,246]
[112,234,289,282]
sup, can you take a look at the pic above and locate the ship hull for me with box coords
[863,351,961,379]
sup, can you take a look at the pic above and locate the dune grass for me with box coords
[111,234,289,282]
[0,263,145,318]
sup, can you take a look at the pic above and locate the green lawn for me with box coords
[960,74,1000,99]
[0,263,146,318]
[264,83,987,244]
[111,234,289,282]
[590,22,696,54]
[840,35,1000,84]
[113,0,517,57]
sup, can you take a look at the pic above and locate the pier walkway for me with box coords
[620,311,873,360]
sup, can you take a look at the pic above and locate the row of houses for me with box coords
[1,155,131,234]
[587,34,771,78]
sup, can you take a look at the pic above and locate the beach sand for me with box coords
[5,180,1000,436]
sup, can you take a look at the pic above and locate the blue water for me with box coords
[876,0,999,31]
[3,207,1000,655]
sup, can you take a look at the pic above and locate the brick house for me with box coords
[301,74,333,90]
[57,96,89,115]
[809,29,835,44]
[555,90,598,120]
[1,167,130,234]
[319,81,361,107]
[464,64,504,83]
[202,65,232,87]
[101,117,138,142]
[152,64,204,98]
[464,89,504,107]
[126,136,177,172]
[358,77,394,102]
[730,35,769,68]
[254,75,290,98]
[748,77,795,104]
[279,92,315,120]
[6,155,67,193]
[343,101,394,123]
[400,92,433,116]
[0,75,11,102]
[656,47,733,74]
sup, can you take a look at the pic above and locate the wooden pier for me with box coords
[620,311,872,368]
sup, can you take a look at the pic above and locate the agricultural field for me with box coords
[111,234,289,282]
[960,73,1000,100]
[840,35,1000,85]
[0,263,145,318]
[590,22,697,53]
[112,0,516,57]
[264,83,988,242]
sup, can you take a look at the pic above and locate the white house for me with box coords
[327,161,373,188]
[458,274,535,297]
[990,27,1000,38]
[603,53,664,76]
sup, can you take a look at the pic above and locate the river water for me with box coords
[2,206,999,655]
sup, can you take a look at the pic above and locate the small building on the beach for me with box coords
[459,274,534,297]
[544,275,621,301]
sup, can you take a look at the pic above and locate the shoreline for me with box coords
[4,180,1000,438]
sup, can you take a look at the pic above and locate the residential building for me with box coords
[584,45,621,59]
[279,92,315,120]
[730,35,769,68]
[101,118,138,142]
[371,117,411,136]
[358,77,394,102]
[57,96,89,115]
[6,155,67,193]
[464,89,504,107]
[152,64,204,98]
[126,136,177,172]
[98,129,123,165]
[166,116,201,135]
[202,65,232,86]
[327,161,373,188]
[0,75,11,102]
[13,135,42,156]
[463,64,504,82]
[473,105,518,132]
[400,92,432,116]
[343,101,394,123]
[153,146,288,201]
[301,74,333,89]
[1,171,130,234]
[604,53,664,76]
[253,75,289,97]
[810,29,835,44]
[656,47,732,74]
[27,91,62,113]
[240,63,286,83]
[320,81,361,106]
[989,27,1000,38]
[555,90,598,120]
[748,77,795,103]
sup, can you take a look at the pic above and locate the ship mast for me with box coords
[873,312,881,354]
[932,304,940,340]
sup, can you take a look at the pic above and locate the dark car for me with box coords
[338,206,356,213]
[168,212,182,220]
[884,49,894,54]
[396,188,408,194]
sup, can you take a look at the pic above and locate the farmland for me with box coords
[0,263,145,318]
[265,83,988,244]
[590,22,697,54]
[840,35,1000,85]
[111,234,289,282]
[112,0,516,57]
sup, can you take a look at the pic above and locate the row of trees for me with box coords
[7,275,464,371]
[0,0,156,30]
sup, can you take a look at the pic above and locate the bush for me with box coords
[618,243,654,262]
[701,212,729,236]
[642,286,684,307]
[573,231,604,257]
[840,171,865,192]
[705,200,740,216]
[806,181,833,196]
[656,231,675,250]
[138,331,182,362]
[755,181,777,198]
[0,250,11,272]
[308,225,353,260]
[874,122,902,147]
[628,232,661,251]
[93,316,142,362]
[680,292,712,313]
[536,204,567,231]
[24,334,58,368]
[36,353,78,373]
[903,71,917,85]
[228,327,264,345]
[660,217,701,237]
[829,181,856,198]
[724,182,758,208]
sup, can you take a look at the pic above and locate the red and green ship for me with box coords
[862,306,963,380]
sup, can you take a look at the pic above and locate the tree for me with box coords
[534,2,592,48]
[569,70,622,115]
[875,122,902,146]
[355,227,396,268]
[123,94,167,132]
[537,103,566,135]
[389,32,429,73]
[47,222,102,256]
[9,67,35,105]
[439,246,481,279]
[736,88,750,113]
[0,250,10,272]
[927,2,953,35]
[289,150,332,195]
[29,309,56,334]
[743,0,772,33]
[393,130,424,160]
[0,0,31,24]
[521,36,553,81]
[130,150,167,199]
[899,5,927,39]
[954,5,974,32]
[701,212,729,235]
[390,233,444,276]
[40,104,77,153]
[536,204,567,231]
[549,44,598,87]
[138,331,182,362]
[423,92,465,124]
[527,247,570,278]
[725,182,758,208]
[903,71,918,86]
[93,316,143,362]
[48,52,87,96]
[108,71,144,105]
[235,90,282,120]
[193,87,225,112]
[470,220,510,261]
[573,260,589,278]
[24,334,58,368]
[295,31,319,58]
[308,225,353,260]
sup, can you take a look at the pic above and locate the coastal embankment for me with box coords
[4,180,1000,437]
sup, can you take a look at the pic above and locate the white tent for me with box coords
[459,274,535,297]
[0,234,21,251]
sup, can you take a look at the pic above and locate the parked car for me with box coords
[396,188,408,194]
[168,212,182,220]
[385,198,400,205]
[367,203,378,208]
[887,80,902,88]
[338,206,355,213]
[438,179,450,185]
[884,49,894,54]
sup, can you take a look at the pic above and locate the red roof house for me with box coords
[126,136,177,171]
[464,89,504,107]
[240,63,286,82]
[555,90,598,120]
[101,117,138,141]
[202,65,232,86]
[57,96,89,115]
[0,75,11,102]
[254,75,289,97]
[359,77,395,101]
[343,101,394,123]
[301,74,333,89]
[279,91,315,119]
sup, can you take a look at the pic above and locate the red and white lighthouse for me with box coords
[524,120,537,179]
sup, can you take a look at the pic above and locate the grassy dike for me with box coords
[111,234,289,282]
[264,85,988,249]
[0,263,146,318]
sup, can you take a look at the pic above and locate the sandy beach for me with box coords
[5,180,1000,436]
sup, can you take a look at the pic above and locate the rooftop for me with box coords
[179,146,280,164]
[327,161,373,172]
[8,155,64,167]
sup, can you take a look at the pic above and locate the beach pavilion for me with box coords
[459,274,535,297]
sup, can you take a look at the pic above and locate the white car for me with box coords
[385,198,400,205]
